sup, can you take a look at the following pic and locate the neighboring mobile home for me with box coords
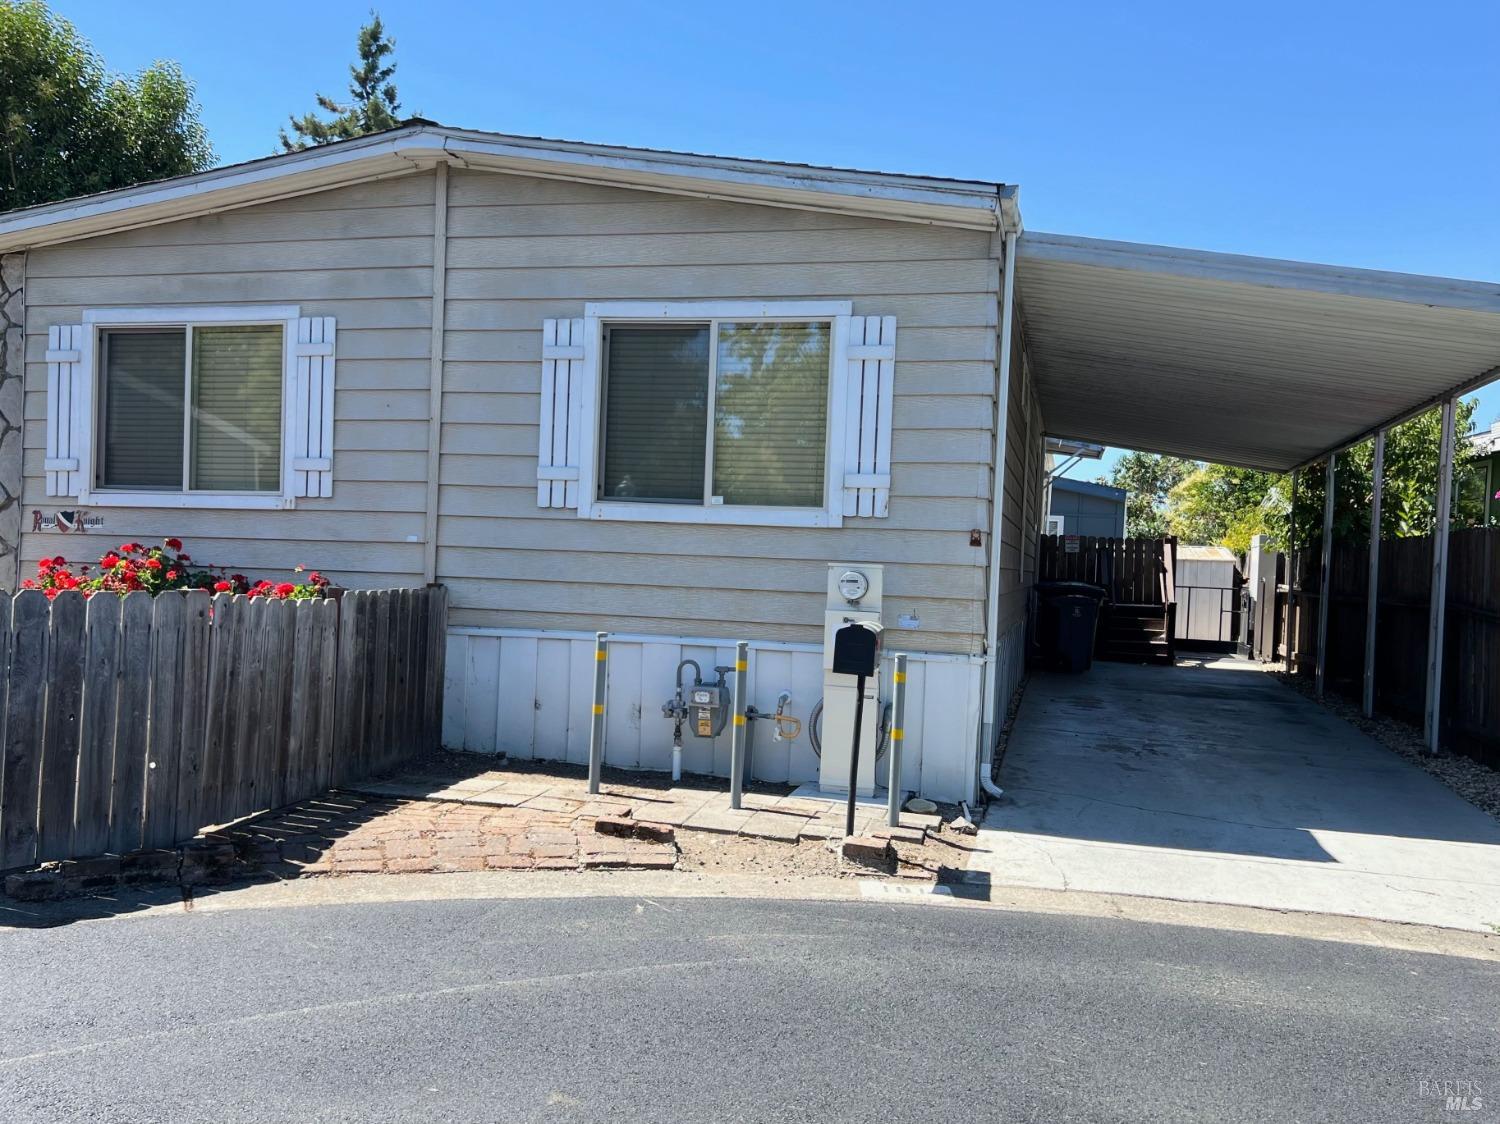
[0,124,1042,804]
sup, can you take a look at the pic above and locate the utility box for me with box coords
[832,620,883,677]
[820,564,884,797]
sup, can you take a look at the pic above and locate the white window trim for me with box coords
[77,305,301,510]
[576,300,853,528]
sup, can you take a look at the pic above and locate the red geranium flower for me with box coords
[213,580,231,593]
[166,570,178,581]
[165,537,182,550]
[37,558,53,571]
[100,553,120,569]
[146,558,163,570]
[274,582,296,597]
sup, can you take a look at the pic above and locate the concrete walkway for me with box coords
[971,658,1500,932]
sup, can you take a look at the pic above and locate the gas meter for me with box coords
[687,681,727,738]
[662,657,801,784]
[664,661,729,741]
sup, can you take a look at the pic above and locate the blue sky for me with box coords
[56,0,1500,482]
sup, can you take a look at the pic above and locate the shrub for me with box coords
[21,539,333,601]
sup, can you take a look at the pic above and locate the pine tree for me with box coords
[279,12,402,152]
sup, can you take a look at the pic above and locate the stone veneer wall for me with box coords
[0,253,21,591]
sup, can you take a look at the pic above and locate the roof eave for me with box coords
[0,126,1004,252]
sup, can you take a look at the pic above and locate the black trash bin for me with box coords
[1036,581,1106,673]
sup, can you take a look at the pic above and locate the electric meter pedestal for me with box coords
[819,563,884,797]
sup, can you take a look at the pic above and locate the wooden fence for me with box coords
[1038,535,1177,605]
[1274,528,1500,766]
[0,585,447,872]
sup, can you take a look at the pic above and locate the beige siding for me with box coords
[995,306,1044,639]
[434,169,997,653]
[19,167,1002,655]
[20,173,436,588]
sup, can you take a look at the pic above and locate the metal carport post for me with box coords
[1314,454,1337,698]
[1424,397,1459,753]
[1362,429,1386,718]
[1285,469,1298,676]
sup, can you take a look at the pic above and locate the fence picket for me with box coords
[142,593,185,850]
[424,585,447,751]
[285,600,315,802]
[37,591,85,862]
[390,589,410,773]
[369,592,391,778]
[410,588,429,758]
[257,599,289,810]
[108,592,153,855]
[313,598,340,791]
[332,592,358,787]
[203,593,241,828]
[175,591,211,841]
[1,593,48,869]
[229,596,267,820]
[73,595,121,858]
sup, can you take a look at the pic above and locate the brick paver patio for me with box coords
[216,760,951,879]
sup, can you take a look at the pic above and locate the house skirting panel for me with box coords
[442,627,983,804]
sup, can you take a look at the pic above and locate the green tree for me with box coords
[1156,398,1482,553]
[1168,464,1280,553]
[1105,451,1197,538]
[279,12,402,151]
[1288,398,1483,548]
[0,0,213,212]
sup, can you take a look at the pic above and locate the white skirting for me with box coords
[442,627,984,803]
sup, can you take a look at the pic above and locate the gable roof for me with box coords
[0,121,1015,252]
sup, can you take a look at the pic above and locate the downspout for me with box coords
[978,221,1020,803]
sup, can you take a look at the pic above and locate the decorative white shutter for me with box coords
[841,314,896,517]
[537,318,584,509]
[44,325,85,497]
[291,316,336,498]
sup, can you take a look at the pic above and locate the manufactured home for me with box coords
[4,122,1499,804]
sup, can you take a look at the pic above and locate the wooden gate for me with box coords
[1037,534,1176,605]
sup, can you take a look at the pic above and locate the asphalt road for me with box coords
[0,895,1495,1123]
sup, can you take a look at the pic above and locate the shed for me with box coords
[1047,477,1126,538]
[1173,545,1241,646]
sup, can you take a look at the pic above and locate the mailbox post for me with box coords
[832,620,883,836]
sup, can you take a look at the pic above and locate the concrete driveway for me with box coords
[972,658,1500,932]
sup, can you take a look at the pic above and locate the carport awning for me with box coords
[1017,233,1500,472]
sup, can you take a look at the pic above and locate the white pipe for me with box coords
[978,225,1020,803]
[672,746,682,783]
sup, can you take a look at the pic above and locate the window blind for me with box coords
[600,326,708,502]
[712,322,829,507]
[191,325,283,492]
[100,329,186,490]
